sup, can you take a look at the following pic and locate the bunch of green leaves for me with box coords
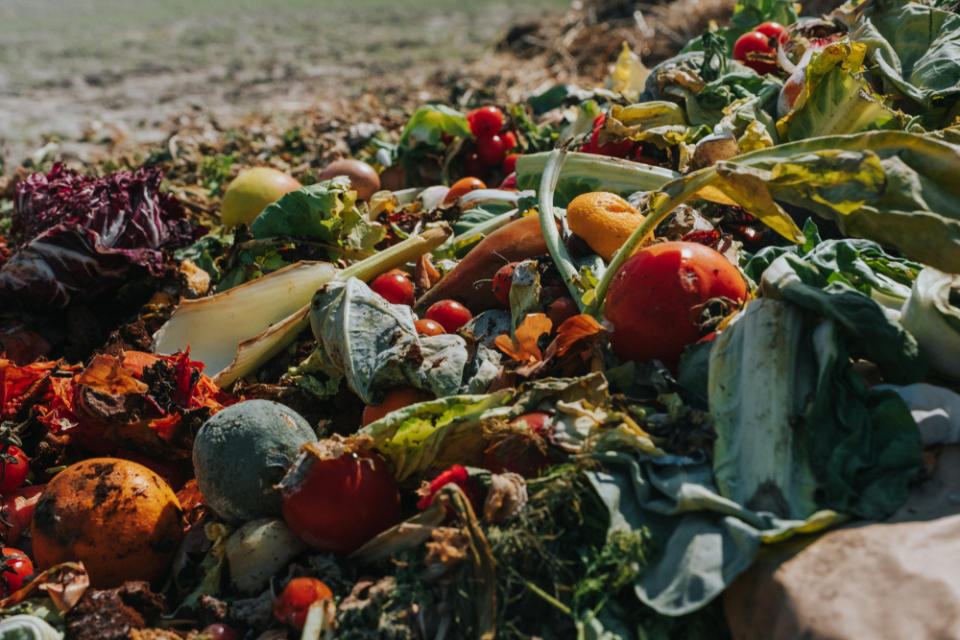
[853,0,960,126]
[776,41,898,141]
[252,176,385,252]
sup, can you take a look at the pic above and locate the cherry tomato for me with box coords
[0,485,44,545]
[280,449,401,554]
[201,623,241,640]
[425,300,473,333]
[754,21,788,44]
[370,270,414,306]
[502,131,518,150]
[0,547,33,596]
[605,241,747,371]
[0,446,28,495]
[502,153,521,175]
[444,176,486,204]
[414,318,446,337]
[477,134,509,167]
[466,106,505,138]
[491,262,519,306]
[733,31,776,74]
[273,577,333,629]
[362,387,431,427]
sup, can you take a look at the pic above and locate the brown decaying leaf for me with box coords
[77,354,148,396]
[553,314,605,357]
[493,313,553,364]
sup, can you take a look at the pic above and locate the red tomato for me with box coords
[0,485,44,545]
[361,387,430,427]
[733,31,776,74]
[491,262,519,306]
[370,270,414,306]
[502,153,521,175]
[444,176,486,204]
[414,318,446,337]
[754,21,788,44]
[466,106,505,138]
[0,547,33,596]
[605,241,747,371]
[280,448,401,554]
[273,577,333,630]
[477,134,509,167]
[0,446,29,495]
[502,131,518,150]
[425,300,473,333]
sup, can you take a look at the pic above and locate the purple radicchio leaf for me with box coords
[1,163,197,308]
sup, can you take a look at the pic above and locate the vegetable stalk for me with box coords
[538,149,589,312]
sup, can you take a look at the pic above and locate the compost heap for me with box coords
[2,0,960,637]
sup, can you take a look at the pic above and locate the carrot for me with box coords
[415,214,547,313]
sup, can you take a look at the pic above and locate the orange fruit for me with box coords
[221,167,301,227]
[566,192,645,261]
[31,458,184,588]
[443,177,486,204]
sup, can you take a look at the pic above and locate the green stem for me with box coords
[538,149,588,312]
[337,224,452,282]
[508,566,573,617]
[588,168,719,315]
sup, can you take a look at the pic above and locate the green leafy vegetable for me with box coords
[776,41,896,141]
[900,267,960,379]
[398,104,471,147]
[853,0,960,124]
[308,278,500,405]
[251,177,385,253]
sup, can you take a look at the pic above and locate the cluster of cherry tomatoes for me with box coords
[733,21,788,75]
[462,106,521,179]
[0,444,35,598]
[369,270,473,335]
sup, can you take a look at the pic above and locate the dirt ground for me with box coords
[0,0,573,169]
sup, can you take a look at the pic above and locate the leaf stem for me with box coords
[538,149,588,312]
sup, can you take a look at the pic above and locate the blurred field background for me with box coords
[0,0,570,166]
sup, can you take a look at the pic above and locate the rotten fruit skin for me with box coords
[220,167,301,228]
[192,399,316,523]
[30,458,184,588]
[605,241,747,371]
[280,444,401,554]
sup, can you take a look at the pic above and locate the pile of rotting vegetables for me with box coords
[2,0,960,637]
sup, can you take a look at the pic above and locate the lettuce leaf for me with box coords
[854,0,960,123]
[250,177,385,252]
[776,41,896,141]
